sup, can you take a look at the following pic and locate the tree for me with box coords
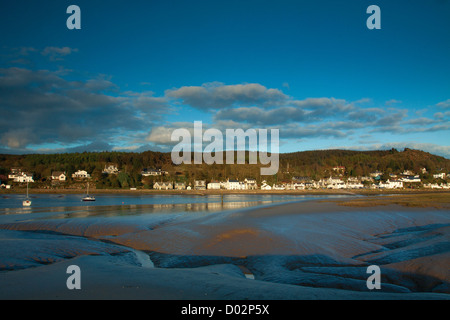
[117,172,131,189]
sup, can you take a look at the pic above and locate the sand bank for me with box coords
[1,254,448,300]
[0,198,449,300]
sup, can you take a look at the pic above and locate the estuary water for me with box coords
[0,193,351,223]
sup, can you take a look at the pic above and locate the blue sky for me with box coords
[0,0,449,158]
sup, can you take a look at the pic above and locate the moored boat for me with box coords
[82,183,95,201]
[23,181,31,206]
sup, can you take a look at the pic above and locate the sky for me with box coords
[0,0,449,158]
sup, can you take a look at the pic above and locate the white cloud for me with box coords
[145,122,196,145]
[0,128,32,149]
[404,117,438,126]
[41,47,78,61]
[0,67,169,149]
[166,82,288,110]
[385,99,402,106]
[112,145,141,151]
[214,106,306,125]
[436,99,450,109]
[281,123,348,139]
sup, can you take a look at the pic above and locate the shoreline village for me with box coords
[2,148,449,194]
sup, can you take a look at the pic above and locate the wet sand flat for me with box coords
[0,197,449,300]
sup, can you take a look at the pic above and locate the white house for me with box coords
[260,181,272,190]
[103,164,119,174]
[346,181,364,189]
[225,179,241,190]
[292,182,305,190]
[194,180,206,190]
[244,178,257,190]
[8,168,35,182]
[284,182,295,190]
[174,182,186,190]
[72,170,90,179]
[383,179,403,189]
[325,177,345,189]
[207,181,221,190]
[8,168,22,180]
[345,177,364,189]
[239,181,248,190]
[400,175,421,183]
[13,172,34,183]
[51,171,66,181]
[142,168,167,176]
[424,183,442,189]
[328,176,344,184]
[433,173,446,179]
[305,182,317,189]
[153,181,173,190]
[327,182,346,189]
[332,166,345,173]
[272,184,286,190]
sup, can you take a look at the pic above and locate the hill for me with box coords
[0,148,449,189]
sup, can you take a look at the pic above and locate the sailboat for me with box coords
[82,182,95,201]
[23,181,31,206]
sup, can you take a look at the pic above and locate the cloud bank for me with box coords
[0,61,448,158]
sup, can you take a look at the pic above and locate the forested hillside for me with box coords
[0,148,449,189]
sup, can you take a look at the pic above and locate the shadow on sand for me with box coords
[147,250,449,294]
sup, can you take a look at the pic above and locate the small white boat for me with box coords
[82,183,95,202]
[23,181,31,206]
[82,195,96,201]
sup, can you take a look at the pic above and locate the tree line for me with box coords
[0,148,449,189]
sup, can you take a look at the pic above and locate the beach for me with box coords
[0,194,449,300]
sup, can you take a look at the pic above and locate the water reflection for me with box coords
[0,194,352,221]
[0,200,279,219]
